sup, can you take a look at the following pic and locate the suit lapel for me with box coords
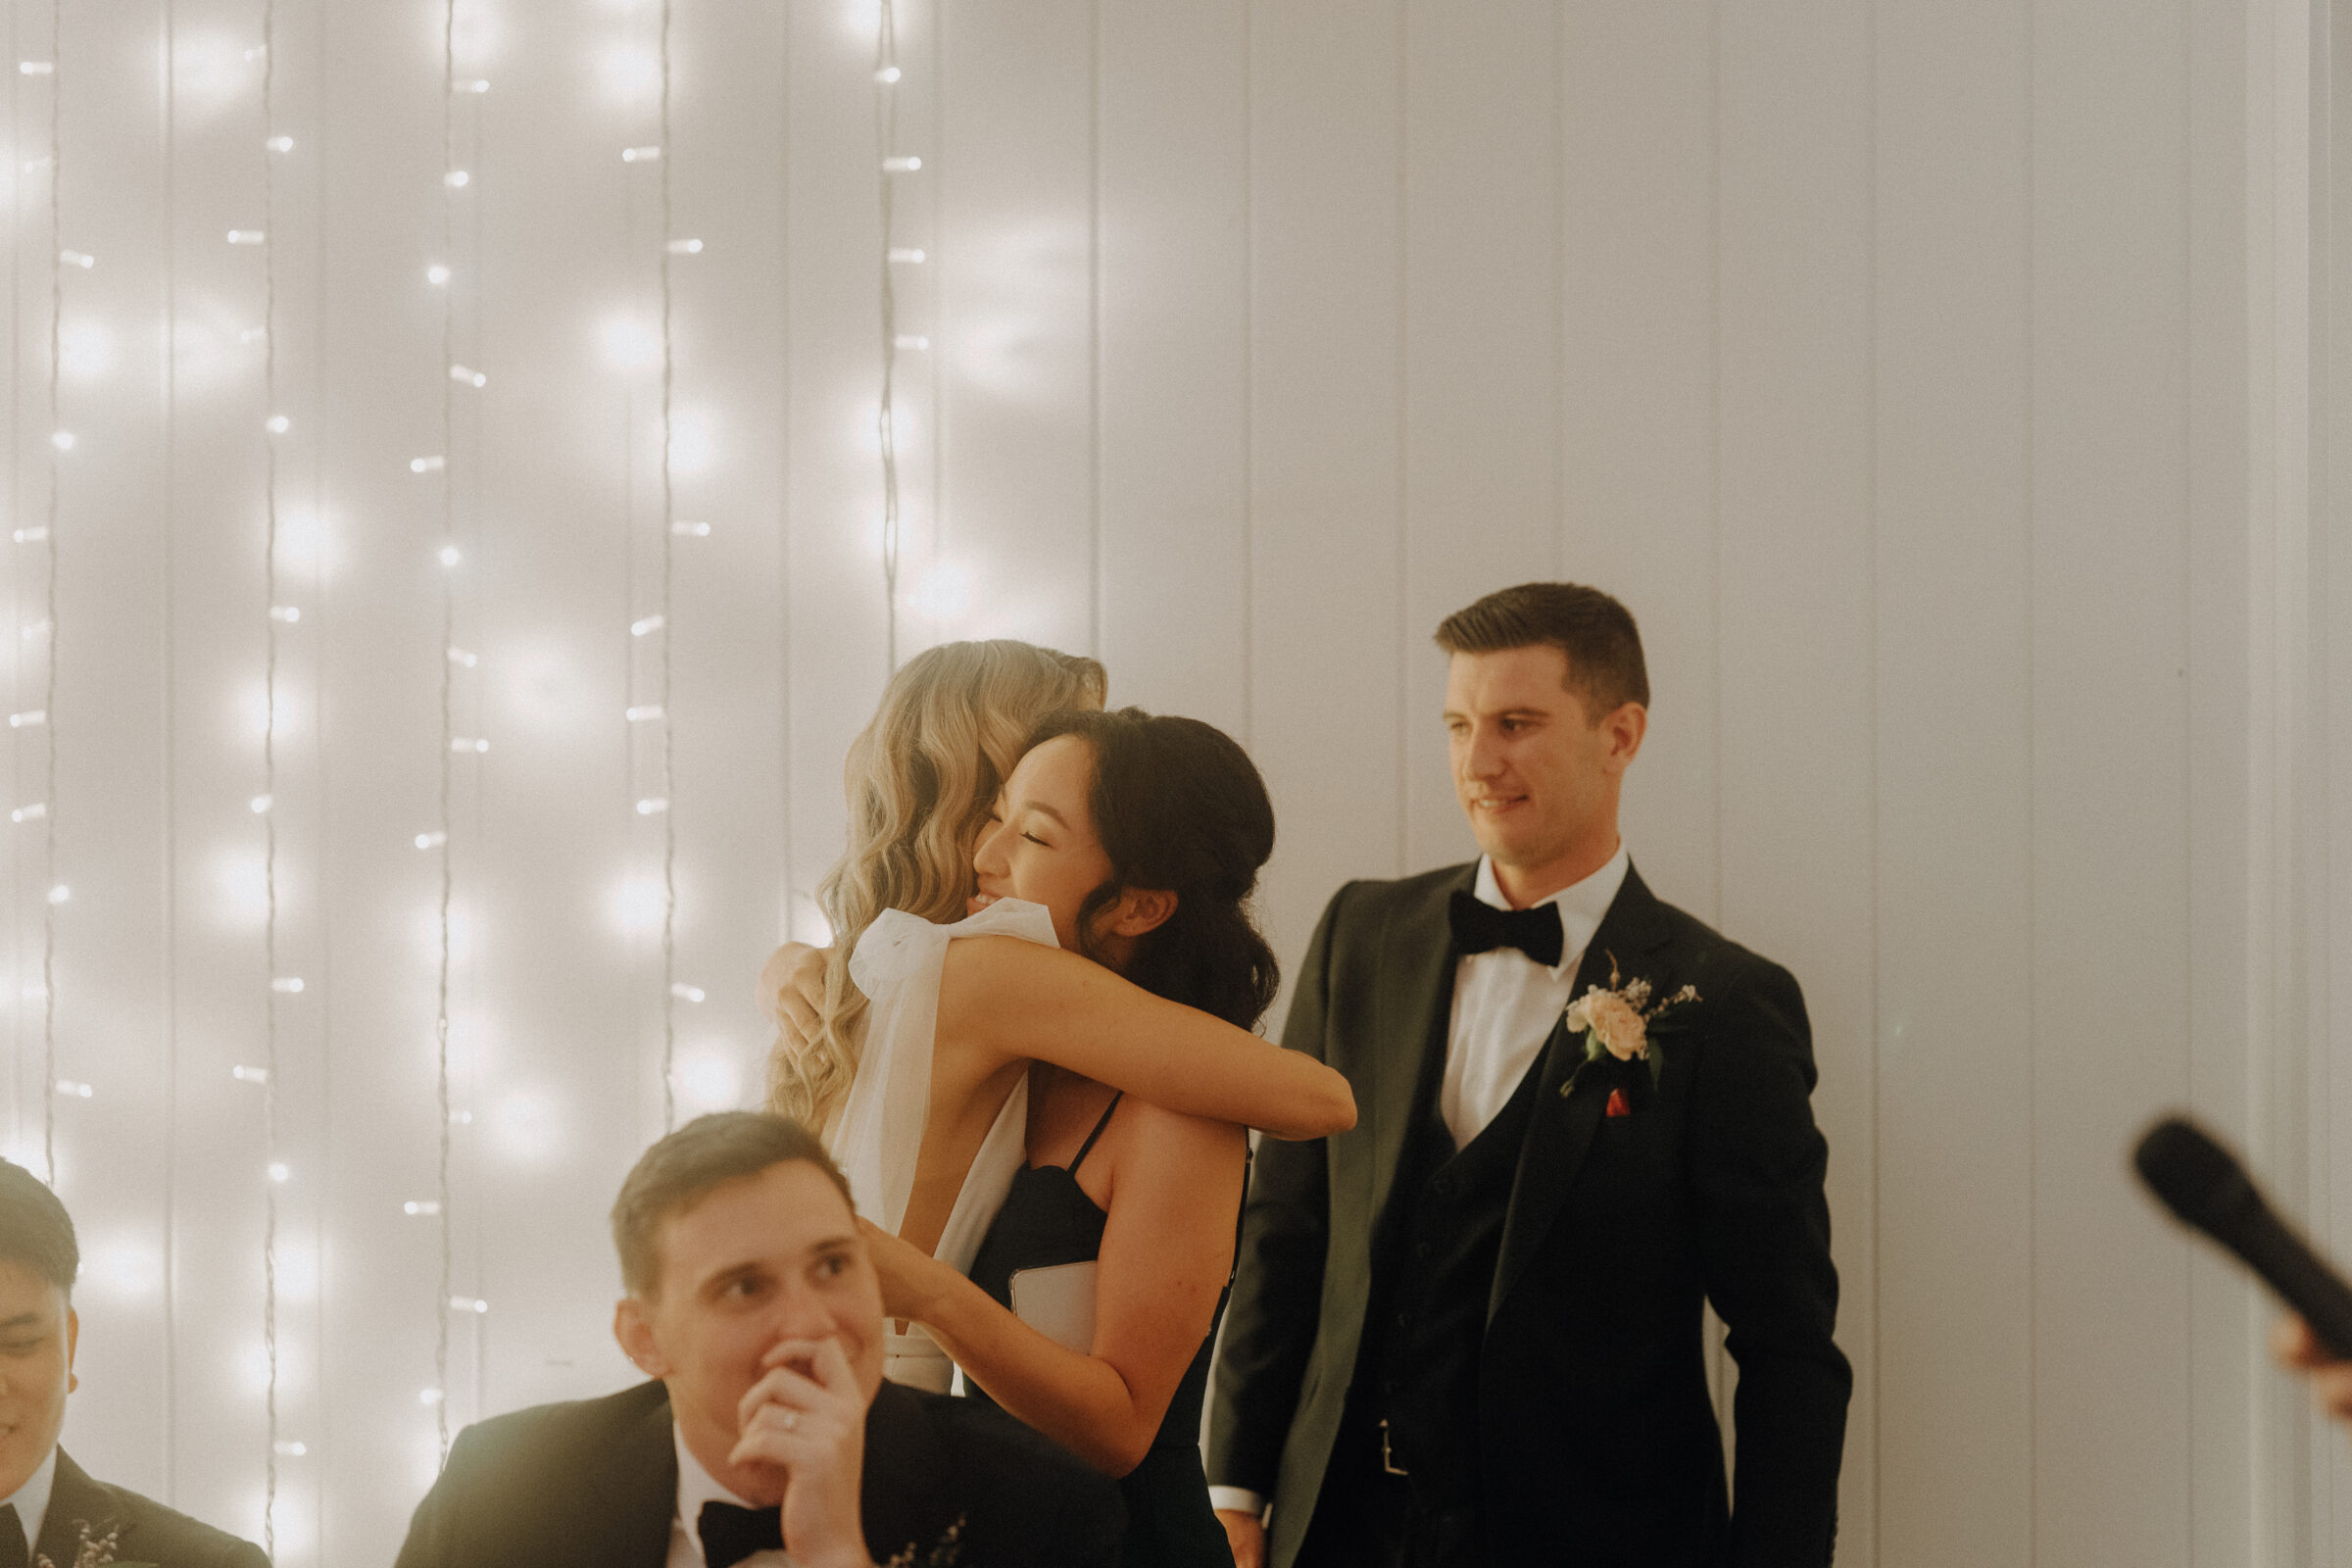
[36,1450,120,1567]
[569,1385,678,1566]
[1488,864,1673,1324]
[1359,866,1476,1233]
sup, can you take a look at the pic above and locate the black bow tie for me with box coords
[698,1500,783,1568]
[1448,887,1565,968]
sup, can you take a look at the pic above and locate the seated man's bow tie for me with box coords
[1448,887,1565,968]
[698,1499,784,1568]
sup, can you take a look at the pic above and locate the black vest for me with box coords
[1355,1037,1550,1502]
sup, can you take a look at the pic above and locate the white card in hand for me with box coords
[1009,1260,1098,1353]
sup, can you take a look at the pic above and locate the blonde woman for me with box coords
[762,641,1354,1390]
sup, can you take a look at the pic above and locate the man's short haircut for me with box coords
[1434,581,1650,716]
[0,1160,77,1297]
[610,1111,854,1299]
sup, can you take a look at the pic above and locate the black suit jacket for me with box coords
[33,1448,268,1568]
[1208,861,1851,1567]
[392,1377,1124,1568]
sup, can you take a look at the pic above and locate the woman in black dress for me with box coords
[858,708,1278,1568]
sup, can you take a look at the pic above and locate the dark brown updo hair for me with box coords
[1028,708,1280,1031]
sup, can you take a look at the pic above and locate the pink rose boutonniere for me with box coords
[1563,956,1698,1115]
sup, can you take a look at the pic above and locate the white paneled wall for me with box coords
[9,0,2343,1563]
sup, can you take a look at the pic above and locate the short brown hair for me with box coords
[1434,581,1649,715]
[610,1112,854,1298]
[0,1160,74,1296]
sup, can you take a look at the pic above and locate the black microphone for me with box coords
[2133,1114,2352,1358]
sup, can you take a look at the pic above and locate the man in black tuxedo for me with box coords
[1209,582,1850,1568]
[394,1112,1122,1568]
[0,1159,268,1568]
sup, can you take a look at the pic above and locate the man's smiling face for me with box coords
[0,1259,74,1498]
[1444,644,1640,904]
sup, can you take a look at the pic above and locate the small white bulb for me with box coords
[267,135,294,152]
[670,520,710,538]
[635,797,668,815]
[18,62,52,75]
[446,647,477,667]
[882,156,922,173]
[449,1296,488,1314]
[232,1064,270,1084]
[437,544,462,566]
[271,977,305,995]
[9,803,44,823]
[412,455,446,474]
[876,65,903,84]
[49,431,73,451]
[448,1109,472,1125]
[57,250,91,269]
[403,1200,443,1216]
[452,737,489,755]
[248,794,272,814]
[45,884,68,905]
[53,1080,91,1099]
[620,146,662,164]
[461,79,489,94]
[272,1441,307,1457]
[665,238,704,255]
[269,1161,290,1183]
[444,170,470,188]
[8,710,46,728]
[226,229,265,245]
[270,605,300,623]
[426,264,451,286]
[888,247,926,264]
[625,705,663,721]
[669,983,706,1004]
[449,365,487,387]
[414,830,447,850]
[266,415,289,433]
[11,529,46,545]
[418,1388,445,1406]
[630,614,664,637]
[894,334,929,351]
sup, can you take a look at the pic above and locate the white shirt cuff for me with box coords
[1207,1487,1269,1521]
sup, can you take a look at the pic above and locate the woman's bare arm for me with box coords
[871,1108,1247,1475]
[936,937,1354,1141]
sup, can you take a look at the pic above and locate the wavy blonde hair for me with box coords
[766,639,1108,1131]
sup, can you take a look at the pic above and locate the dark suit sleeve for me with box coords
[1686,956,1852,1568]
[1206,884,1346,1499]
[391,1428,477,1568]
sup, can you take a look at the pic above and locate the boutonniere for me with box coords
[1563,956,1698,1113]
[882,1515,964,1567]
[37,1521,150,1568]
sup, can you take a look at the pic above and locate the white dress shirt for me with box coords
[665,1424,790,1568]
[0,1447,56,1566]
[1439,843,1629,1149]
[1207,844,1632,1524]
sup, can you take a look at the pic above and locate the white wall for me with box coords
[7,0,2339,1562]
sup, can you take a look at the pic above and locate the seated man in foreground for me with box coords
[394,1111,1125,1568]
[0,1159,268,1568]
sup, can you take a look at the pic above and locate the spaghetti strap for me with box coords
[1068,1092,1125,1176]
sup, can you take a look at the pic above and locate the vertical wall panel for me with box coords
[1398,0,1559,871]
[1872,0,2035,1561]
[2032,0,2194,1560]
[1560,1,1718,919]
[1249,0,1405,967]
[937,0,1094,657]
[1097,0,1249,733]
[1715,0,1876,1549]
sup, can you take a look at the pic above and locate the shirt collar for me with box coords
[1,1446,57,1564]
[1472,841,1632,981]
[672,1420,756,1565]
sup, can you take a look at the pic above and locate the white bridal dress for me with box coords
[832,895,1060,1392]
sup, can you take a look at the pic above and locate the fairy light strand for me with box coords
[432,0,459,1465]
[37,0,61,1185]
[873,0,904,671]
[259,0,284,1542]
[657,0,678,1130]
